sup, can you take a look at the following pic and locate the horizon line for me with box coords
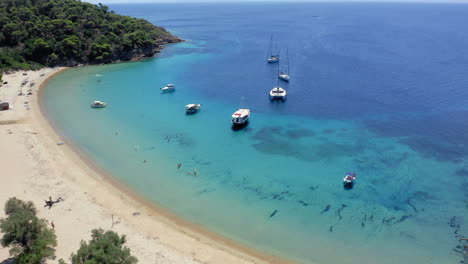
[84,0,468,4]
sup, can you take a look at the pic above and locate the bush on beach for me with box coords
[0,197,57,264]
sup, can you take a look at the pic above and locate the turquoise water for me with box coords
[43,3,467,264]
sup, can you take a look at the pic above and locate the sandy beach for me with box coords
[0,68,291,264]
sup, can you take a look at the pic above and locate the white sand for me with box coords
[0,68,289,264]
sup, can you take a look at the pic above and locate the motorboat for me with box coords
[343,172,356,189]
[161,84,175,92]
[185,104,201,114]
[269,86,287,100]
[231,109,250,125]
[91,101,107,108]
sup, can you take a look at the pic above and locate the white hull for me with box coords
[161,84,175,92]
[91,101,107,108]
[269,87,287,100]
[267,56,280,63]
[161,88,175,92]
[186,104,201,113]
[231,109,251,125]
[279,74,290,81]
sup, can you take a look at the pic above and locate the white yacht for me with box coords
[278,48,290,81]
[231,109,250,125]
[268,55,280,63]
[161,84,175,92]
[267,35,280,63]
[185,104,201,114]
[91,101,107,108]
[270,62,287,100]
[269,86,287,100]
[278,73,290,81]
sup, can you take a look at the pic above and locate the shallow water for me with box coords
[43,3,467,263]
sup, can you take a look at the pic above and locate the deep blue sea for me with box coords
[43,3,468,264]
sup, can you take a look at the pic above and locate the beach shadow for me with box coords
[0,258,15,264]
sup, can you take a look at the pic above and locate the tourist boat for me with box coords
[267,35,280,63]
[279,48,290,81]
[91,101,107,108]
[160,84,175,92]
[343,172,356,189]
[270,62,287,100]
[185,104,201,114]
[231,109,250,125]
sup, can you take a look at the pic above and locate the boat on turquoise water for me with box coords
[231,108,250,125]
[279,48,290,81]
[267,35,280,63]
[160,84,175,92]
[343,172,356,189]
[185,103,201,114]
[91,100,107,108]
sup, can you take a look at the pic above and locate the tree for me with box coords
[0,0,180,70]
[70,229,138,264]
[0,197,57,264]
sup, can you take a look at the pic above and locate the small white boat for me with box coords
[267,55,280,63]
[278,48,290,81]
[231,109,250,125]
[269,86,287,100]
[343,172,356,189]
[278,73,290,81]
[91,101,107,108]
[267,35,280,63]
[161,84,175,92]
[185,104,201,114]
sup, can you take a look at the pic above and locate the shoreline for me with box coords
[1,66,296,264]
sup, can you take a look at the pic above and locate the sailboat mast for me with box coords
[286,48,289,74]
[269,35,273,57]
[277,61,280,86]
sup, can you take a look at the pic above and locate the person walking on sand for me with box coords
[51,221,55,229]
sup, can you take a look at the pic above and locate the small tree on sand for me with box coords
[0,197,57,264]
[70,229,138,264]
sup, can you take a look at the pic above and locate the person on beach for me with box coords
[51,221,55,229]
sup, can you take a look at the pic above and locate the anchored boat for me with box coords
[231,109,250,126]
[270,62,287,100]
[91,101,107,108]
[343,172,356,189]
[279,48,290,81]
[185,104,201,114]
[161,84,175,92]
[267,35,280,63]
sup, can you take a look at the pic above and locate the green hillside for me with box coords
[0,0,181,71]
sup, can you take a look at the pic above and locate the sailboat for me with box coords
[267,35,280,63]
[279,48,290,81]
[270,63,287,100]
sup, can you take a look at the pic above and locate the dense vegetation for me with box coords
[0,198,57,264]
[68,229,138,264]
[1,198,138,264]
[0,0,180,71]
